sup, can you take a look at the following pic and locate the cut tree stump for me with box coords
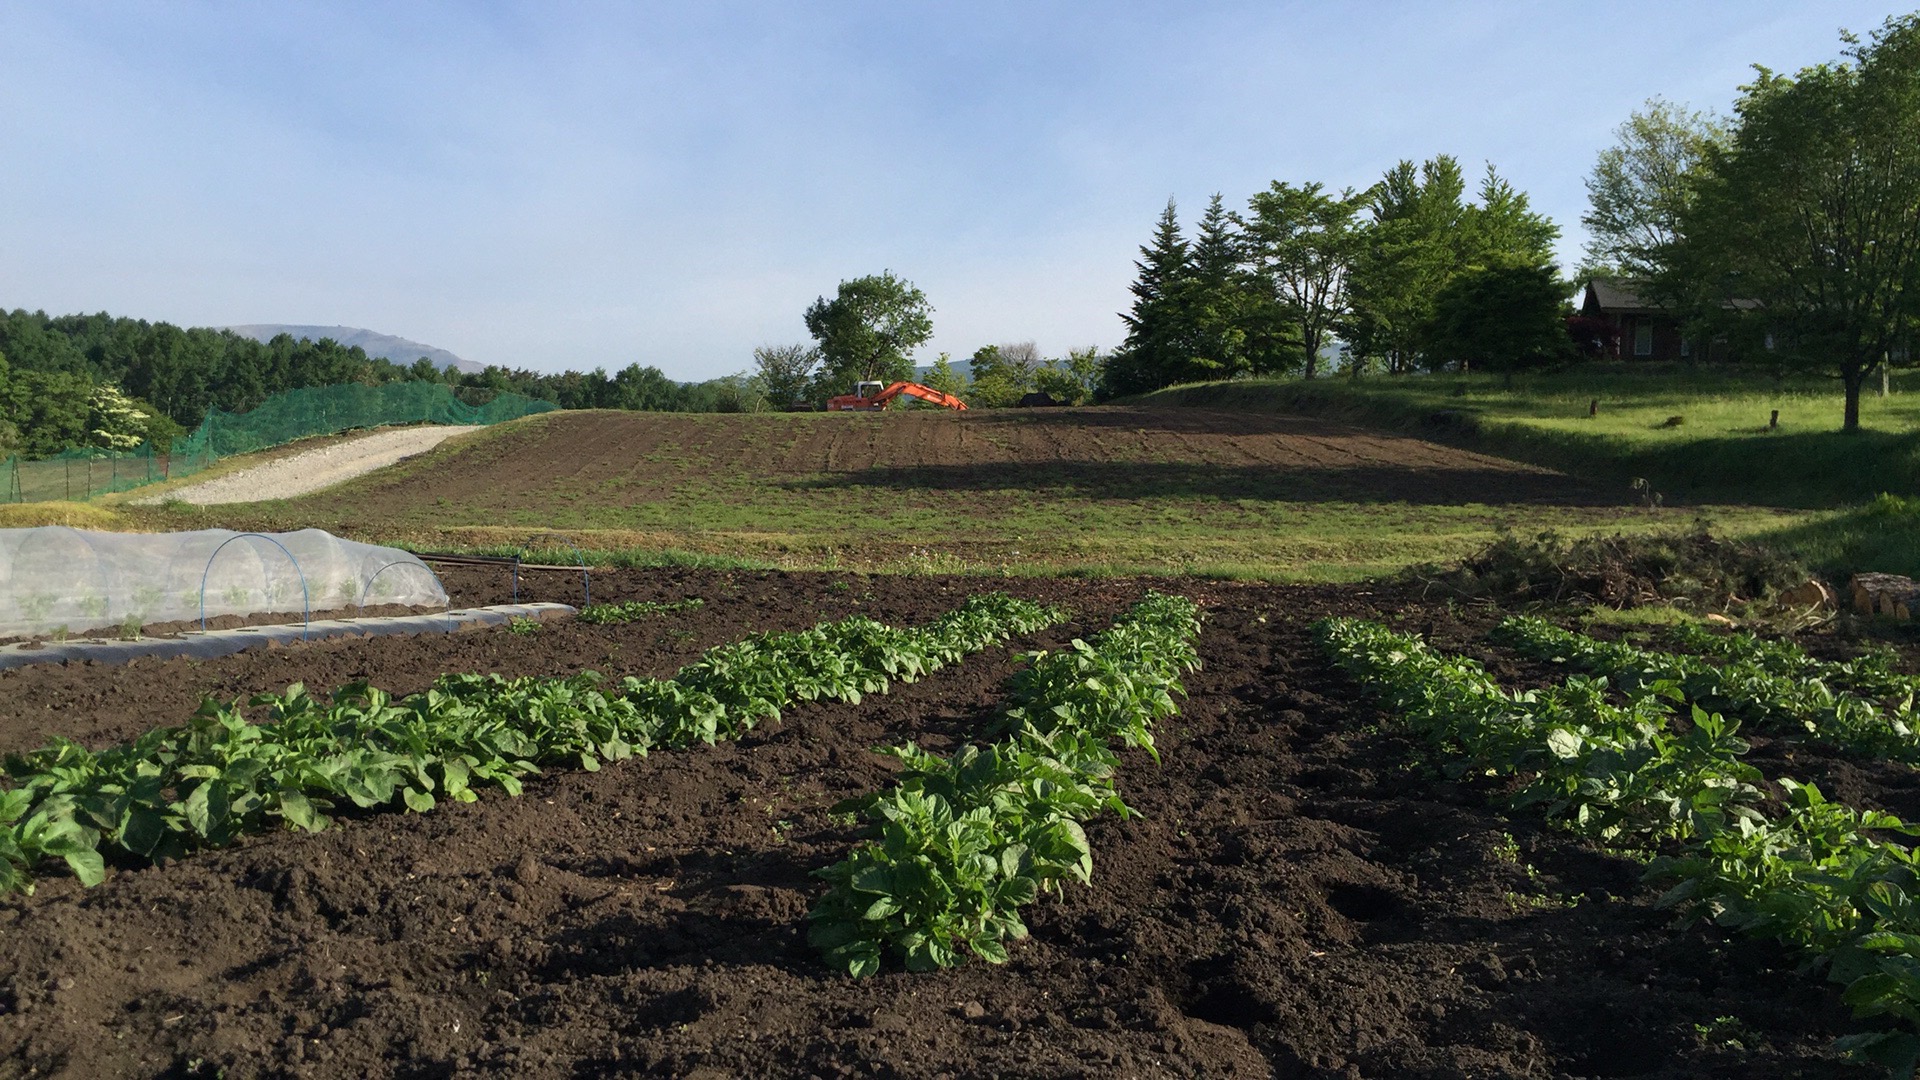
[1851,573,1920,619]
[1778,579,1835,610]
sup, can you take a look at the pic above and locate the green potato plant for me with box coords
[1319,616,1920,1076]
[1495,616,1920,764]
[0,593,1064,895]
[811,592,1202,976]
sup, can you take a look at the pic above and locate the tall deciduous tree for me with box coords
[1346,156,1469,374]
[0,350,16,456]
[1677,14,1920,431]
[752,343,819,410]
[1581,98,1725,282]
[1240,181,1371,379]
[968,342,1042,407]
[1427,264,1571,377]
[803,272,934,398]
[1347,158,1561,373]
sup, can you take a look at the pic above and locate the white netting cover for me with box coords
[0,527,447,638]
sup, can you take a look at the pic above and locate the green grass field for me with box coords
[1127,365,1920,579]
[1138,364,1919,509]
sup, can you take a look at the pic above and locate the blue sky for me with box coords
[0,2,1906,380]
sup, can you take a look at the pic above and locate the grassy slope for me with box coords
[1138,366,1920,576]
[1136,365,1919,508]
[126,408,1799,583]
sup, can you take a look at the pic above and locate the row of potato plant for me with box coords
[1318,617,1920,1075]
[1317,618,1764,844]
[1493,616,1920,765]
[0,593,1063,897]
[1664,622,1919,701]
[808,592,1202,977]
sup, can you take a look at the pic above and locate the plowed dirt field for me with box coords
[150,405,1765,580]
[0,566,1895,1078]
[312,406,1595,513]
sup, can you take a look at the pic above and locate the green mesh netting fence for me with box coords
[4,382,555,504]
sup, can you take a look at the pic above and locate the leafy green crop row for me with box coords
[1319,617,1920,1075]
[1665,622,1917,702]
[1318,618,1763,844]
[575,597,707,625]
[0,593,1063,897]
[809,592,1202,977]
[1494,616,1920,765]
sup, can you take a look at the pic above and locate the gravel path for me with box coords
[137,425,483,505]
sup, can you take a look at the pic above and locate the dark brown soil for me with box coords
[0,568,1888,1079]
[275,406,1608,522]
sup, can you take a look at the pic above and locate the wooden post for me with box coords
[1769,409,1779,429]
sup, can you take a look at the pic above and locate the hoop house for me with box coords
[0,527,446,638]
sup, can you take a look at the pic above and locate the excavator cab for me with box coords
[854,381,886,399]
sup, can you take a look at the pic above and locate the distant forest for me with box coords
[0,308,758,457]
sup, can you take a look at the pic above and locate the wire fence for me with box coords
[4,382,556,504]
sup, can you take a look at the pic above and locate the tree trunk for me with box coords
[1843,364,1865,432]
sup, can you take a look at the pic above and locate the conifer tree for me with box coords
[1101,198,1194,397]
[1178,193,1252,379]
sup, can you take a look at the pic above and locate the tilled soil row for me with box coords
[0,570,1892,1078]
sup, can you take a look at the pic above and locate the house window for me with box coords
[1634,323,1654,357]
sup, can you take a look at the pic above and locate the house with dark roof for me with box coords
[1579,278,1765,362]
[1580,279,1691,360]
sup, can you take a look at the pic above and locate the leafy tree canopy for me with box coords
[803,272,934,399]
[920,354,969,402]
[1427,264,1572,376]
[752,343,819,410]
[1673,13,1920,430]
[1581,98,1725,283]
[1240,181,1371,379]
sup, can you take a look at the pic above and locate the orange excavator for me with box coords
[826,380,969,412]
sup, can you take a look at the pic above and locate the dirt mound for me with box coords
[1417,526,1810,610]
[312,406,1602,516]
[0,568,1882,1078]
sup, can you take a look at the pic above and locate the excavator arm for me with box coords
[881,382,968,410]
[826,381,968,411]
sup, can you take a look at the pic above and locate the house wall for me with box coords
[1613,314,1689,361]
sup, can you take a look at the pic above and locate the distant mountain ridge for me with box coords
[223,324,486,375]
[913,359,973,382]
